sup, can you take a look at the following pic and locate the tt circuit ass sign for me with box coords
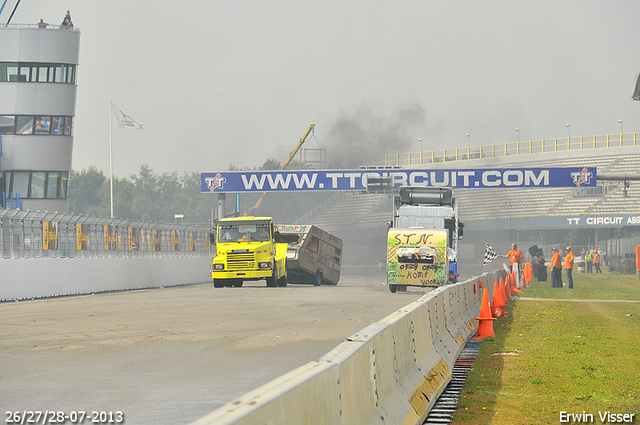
[201,167,596,193]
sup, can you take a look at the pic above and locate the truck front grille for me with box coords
[227,252,255,270]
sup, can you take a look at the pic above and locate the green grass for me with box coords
[520,268,640,300]
[452,271,640,424]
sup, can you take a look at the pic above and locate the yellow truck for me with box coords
[275,224,342,286]
[386,228,449,293]
[211,217,287,288]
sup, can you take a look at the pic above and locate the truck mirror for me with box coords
[209,231,216,244]
[274,230,281,243]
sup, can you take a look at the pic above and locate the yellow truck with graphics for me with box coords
[211,217,287,288]
[387,228,449,293]
[275,224,342,286]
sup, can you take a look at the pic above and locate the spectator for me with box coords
[565,246,574,289]
[499,243,524,273]
[37,19,48,28]
[536,251,547,282]
[551,246,562,288]
[585,249,593,273]
[593,249,602,273]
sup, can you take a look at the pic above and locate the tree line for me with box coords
[68,160,331,225]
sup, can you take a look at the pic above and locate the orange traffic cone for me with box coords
[504,275,513,300]
[511,272,524,294]
[523,263,532,287]
[492,281,506,317]
[474,288,496,339]
[499,278,509,315]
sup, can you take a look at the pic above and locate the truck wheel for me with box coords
[314,270,323,286]
[233,279,243,287]
[213,279,224,288]
[266,269,277,287]
[389,284,398,293]
[277,273,287,287]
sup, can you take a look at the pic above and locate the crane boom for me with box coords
[282,124,315,170]
[244,124,316,215]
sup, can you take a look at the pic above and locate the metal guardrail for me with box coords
[374,133,640,166]
[2,23,80,30]
[0,209,211,260]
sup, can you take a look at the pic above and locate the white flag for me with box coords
[111,102,144,130]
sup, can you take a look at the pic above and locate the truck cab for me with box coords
[387,187,464,292]
[211,217,287,288]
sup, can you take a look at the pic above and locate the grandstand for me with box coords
[297,139,640,277]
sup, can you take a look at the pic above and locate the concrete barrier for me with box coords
[191,271,506,425]
[0,256,212,301]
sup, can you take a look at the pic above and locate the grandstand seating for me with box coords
[302,147,640,231]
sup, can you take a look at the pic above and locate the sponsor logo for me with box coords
[570,167,593,187]
[204,173,226,191]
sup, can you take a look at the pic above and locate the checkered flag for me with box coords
[483,243,497,266]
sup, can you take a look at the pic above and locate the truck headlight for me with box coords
[258,262,272,269]
[214,264,225,270]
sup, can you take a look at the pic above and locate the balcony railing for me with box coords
[374,133,640,167]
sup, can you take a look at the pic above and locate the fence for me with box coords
[374,132,640,166]
[0,209,211,260]
[606,233,640,259]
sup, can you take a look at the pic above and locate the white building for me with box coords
[0,23,80,212]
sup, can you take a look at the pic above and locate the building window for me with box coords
[0,62,77,84]
[0,115,73,136]
[0,63,18,82]
[35,116,52,134]
[11,171,30,197]
[47,172,61,198]
[4,171,69,199]
[16,116,34,134]
[31,172,46,198]
[0,116,15,135]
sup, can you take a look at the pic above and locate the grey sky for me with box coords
[8,1,640,176]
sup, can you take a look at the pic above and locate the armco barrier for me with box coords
[191,269,506,425]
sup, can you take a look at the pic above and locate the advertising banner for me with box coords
[76,223,89,251]
[152,229,161,252]
[104,225,117,250]
[189,232,197,252]
[42,221,59,250]
[128,227,140,251]
[387,229,448,286]
[201,167,596,193]
[171,230,180,251]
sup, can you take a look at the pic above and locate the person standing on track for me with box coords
[551,246,562,288]
[565,246,574,289]
[585,249,593,273]
[499,243,524,278]
[593,249,602,273]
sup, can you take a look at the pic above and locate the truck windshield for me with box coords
[218,221,271,243]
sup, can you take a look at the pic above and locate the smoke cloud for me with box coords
[323,102,428,169]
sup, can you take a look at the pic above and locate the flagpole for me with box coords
[109,98,114,218]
